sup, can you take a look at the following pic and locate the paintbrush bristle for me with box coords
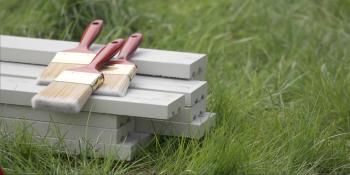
[94,64,137,96]
[31,82,92,113]
[95,74,130,96]
[36,62,82,85]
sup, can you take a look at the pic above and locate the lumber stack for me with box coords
[0,35,215,160]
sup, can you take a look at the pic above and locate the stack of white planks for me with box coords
[0,35,215,160]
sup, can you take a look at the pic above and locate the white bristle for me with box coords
[94,74,130,96]
[36,62,83,85]
[31,82,92,113]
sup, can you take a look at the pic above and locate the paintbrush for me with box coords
[31,39,125,113]
[36,19,104,85]
[95,33,143,96]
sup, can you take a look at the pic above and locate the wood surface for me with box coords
[0,35,207,80]
[0,61,207,107]
[0,75,185,119]
[0,116,134,144]
[135,112,216,139]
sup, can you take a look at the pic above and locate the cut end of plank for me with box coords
[95,74,131,97]
[31,82,92,113]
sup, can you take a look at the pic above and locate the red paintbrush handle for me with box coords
[77,19,104,50]
[0,166,4,175]
[89,39,125,70]
[118,33,143,61]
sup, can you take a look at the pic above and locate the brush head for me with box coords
[31,82,93,113]
[95,74,130,96]
[33,38,125,113]
[95,64,137,96]
[32,70,103,113]
[36,51,96,85]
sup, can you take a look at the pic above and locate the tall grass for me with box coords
[1,0,350,174]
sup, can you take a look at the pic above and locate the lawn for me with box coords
[1,0,350,174]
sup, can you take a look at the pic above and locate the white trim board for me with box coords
[0,116,134,144]
[0,61,207,107]
[0,75,185,119]
[0,94,204,129]
[0,104,129,129]
[0,99,205,128]
[44,132,152,161]
[135,112,216,139]
[11,133,152,161]
[131,76,206,107]
[0,102,211,139]
[0,35,207,80]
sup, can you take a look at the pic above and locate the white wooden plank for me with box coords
[135,112,216,139]
[6,133,151,161]
[0,75,185,119]
[0,100,213,139]
[131,76,206,107]
[0,61,207,106]
[44,132,151,160]
[0,61,43,79]
[0,35,207,79]
[0,116,134,144]
[0,99,204,129]
[0,104,128,129]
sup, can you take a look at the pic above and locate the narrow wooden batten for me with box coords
[0,61,206,107]
[0,35,207,80]
[0,75,185,119]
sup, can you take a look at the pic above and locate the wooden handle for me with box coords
[77,19,104,50]
[119,33,143,61]
[89,39,125,70]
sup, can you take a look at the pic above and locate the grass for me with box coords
[1,0,350,174]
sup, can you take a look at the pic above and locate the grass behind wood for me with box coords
[1,0,350,174]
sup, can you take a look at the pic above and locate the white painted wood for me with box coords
[0,75,185,119]
[0,99,204,130]
[0,116,134,144]
[0,95,213,139]
[171,99,206,123]
[43,132,151,160]
[0,104,128,129]
[0,61,207,106]
[131,76,206,107]
[135,112,216,139]
[9,133,151,160]
[0,35,207,80]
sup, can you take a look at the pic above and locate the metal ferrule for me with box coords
[51,52,96,64]
[92,75,104,91]
[54,70,104,91]
[101,64,138,80]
